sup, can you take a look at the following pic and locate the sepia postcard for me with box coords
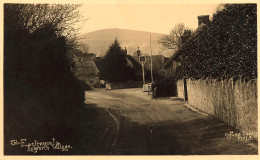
[0,0,259,160]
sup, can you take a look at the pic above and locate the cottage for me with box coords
[72,52,100,86]
[133,50,167,74]
[163,15,209,78]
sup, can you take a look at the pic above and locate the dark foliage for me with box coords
[126,55,142,71]
[4,4,85,153]
[155,77,177,97]
[179,4,257,79]
[99,39,138,82]
[144,69,162,82]
[79,80,92,90]
[126,55,143,81]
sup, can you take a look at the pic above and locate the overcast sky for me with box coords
[78,2,221,34]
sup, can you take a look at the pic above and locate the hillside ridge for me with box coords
[77,28,173,57]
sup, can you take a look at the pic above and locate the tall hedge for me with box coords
[4,4,85,153]
[181,4,257,80]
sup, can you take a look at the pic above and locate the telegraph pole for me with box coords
[141,62,145,84]
[150,35,154,83]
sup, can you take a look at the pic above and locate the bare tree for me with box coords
[159,23,190,50]
[78,42,90,53]
[9,4,82,34]
[4,4,84,47]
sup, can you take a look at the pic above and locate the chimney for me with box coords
[137,47,141,56]
[123,47,127,55]
[181,30,192,44]
[198,15,210,26]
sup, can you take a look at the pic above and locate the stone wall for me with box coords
[177,78,258,139]
[177,79,185,99]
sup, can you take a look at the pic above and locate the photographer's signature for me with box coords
[225,131,253,141]
[10,138,72,153]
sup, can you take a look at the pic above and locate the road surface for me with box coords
[84,88,257,155]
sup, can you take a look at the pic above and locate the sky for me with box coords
[78,2,221,34]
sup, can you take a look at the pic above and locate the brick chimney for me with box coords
[123,47,127,55]
[198,15,210,26]
[181,30,192,44]
[137,47,141,56]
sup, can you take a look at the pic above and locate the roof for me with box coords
[160,49,175,57]
[73,52,96,61]
[162,24,206,69]
[162,49,182,69]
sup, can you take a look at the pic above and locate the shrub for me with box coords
[178,4,257,80]
[156,77,177,97]
[4,4,85,153]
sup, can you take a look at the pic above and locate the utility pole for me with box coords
[150,35,154,83]
[141,62,145,84]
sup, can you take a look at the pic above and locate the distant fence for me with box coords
[177,78,258,140]
[106,81,143,90]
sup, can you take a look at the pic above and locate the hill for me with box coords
[77,28,173,57]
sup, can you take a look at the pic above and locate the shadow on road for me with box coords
[4,103,115,155]
[108,108,258,155]
[68,103,116,155]
[6,102,257,155]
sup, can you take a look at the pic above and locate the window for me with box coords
[172,61,176,72]
[176,62,181,68]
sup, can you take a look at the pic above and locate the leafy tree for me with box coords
[177,4,256,80]
[99,39,136,82]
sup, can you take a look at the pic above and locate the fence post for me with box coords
[183,78,188,101]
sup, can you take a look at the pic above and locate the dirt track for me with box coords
[85,88,257,155]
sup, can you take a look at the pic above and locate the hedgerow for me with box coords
[180,4,256,80]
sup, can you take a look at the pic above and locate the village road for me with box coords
[85,88,257,155]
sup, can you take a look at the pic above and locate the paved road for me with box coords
[85,88,257,155]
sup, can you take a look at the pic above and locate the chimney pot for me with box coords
[198,15,210,26]
[123,47,127,55]
[137,47,141,56]
[181,30,191,44]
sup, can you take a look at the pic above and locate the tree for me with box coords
[4,4,84,53]
[78,42,90,53]
[4,4,82,34]
[159,23,191,50]
[4,4,85,153]
[99,39,135,82]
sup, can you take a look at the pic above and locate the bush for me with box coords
[179,4,257,80]
[4,4,85,153]
[155,77,177,97]
[79,80,92,90]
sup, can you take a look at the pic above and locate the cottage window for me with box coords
[176,62,181,68]
[172,61,177,72]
